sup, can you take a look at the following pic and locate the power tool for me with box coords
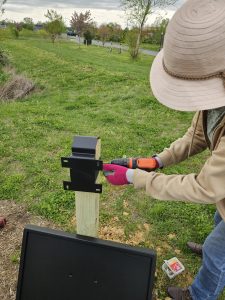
[111,157,159,171]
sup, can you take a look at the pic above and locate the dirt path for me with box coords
[0,200,58,300]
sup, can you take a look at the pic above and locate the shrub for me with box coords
[0,48,9,66]
[20,28,36,38]
[9,25,19,38]
[36,29,49,39]
[126,29,139,59]
[83,30,93,45]
[0,28,12,39]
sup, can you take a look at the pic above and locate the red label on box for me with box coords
[169,262,182,272]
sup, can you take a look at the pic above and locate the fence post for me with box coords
[75,139,101,237]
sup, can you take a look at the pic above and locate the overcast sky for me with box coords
[3,0,184,27]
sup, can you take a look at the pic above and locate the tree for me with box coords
[96,23,123,44]
[97,24,110,46]
[0,0,7,63]
[22,17,34,31]
[0,0,7,64]
[107,23,123,42]
[126,29,140,59]
[9,22,23,39]
[142,17,169,45]
[88,21,98,40]
[7,21,23,39]
[121,0,177,58]
[0,0,7,17]
[45,9,65,43]
[83,30,93,45]
[83,21,97,45]
[70,10,92,46]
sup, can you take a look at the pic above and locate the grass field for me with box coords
[141,43,161,52]
[0,37,222,299]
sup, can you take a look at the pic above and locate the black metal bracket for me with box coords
[61,136,103,193]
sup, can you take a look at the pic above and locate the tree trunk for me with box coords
[130,0,151,59]
[78,35,81,48]
[134,28,142,58]
[51,34,56,43]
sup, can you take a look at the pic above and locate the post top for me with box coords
[72,136,99,157]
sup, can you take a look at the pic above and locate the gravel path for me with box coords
[70,36,159,57]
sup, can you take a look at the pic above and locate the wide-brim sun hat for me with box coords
[150,0,225,112]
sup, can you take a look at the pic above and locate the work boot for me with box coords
[167,287,192,300]
[0,217,6,229]
[187,241,203,256]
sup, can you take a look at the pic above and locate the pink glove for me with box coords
[103,164,129,185]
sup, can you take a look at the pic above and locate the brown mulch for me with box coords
[0,200,169,300]
[0,200,59,300]
[0,200,152,300]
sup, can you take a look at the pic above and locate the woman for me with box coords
[104,0,225,299]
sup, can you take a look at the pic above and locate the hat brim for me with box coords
[150,50,225,112]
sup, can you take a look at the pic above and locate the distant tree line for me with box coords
[0,0,177,58]
[0,13,169,45]
[68,10,169,48]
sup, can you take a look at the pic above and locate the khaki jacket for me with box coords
[133,111,225,221]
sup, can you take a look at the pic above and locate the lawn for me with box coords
[141,43,161,52]
[0,37,221,299]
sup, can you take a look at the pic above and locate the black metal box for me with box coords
[62,136,103,193]
[16,225,156,300]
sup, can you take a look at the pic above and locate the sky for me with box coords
[3,0,185,27]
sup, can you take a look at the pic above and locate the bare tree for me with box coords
[121,0,177,58]
[0,0,7,17]
[70,10,92,46]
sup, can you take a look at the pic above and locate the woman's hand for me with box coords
[103,164,130,186]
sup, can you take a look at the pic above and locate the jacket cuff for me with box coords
[157,149,174,167]
[133,169,150,189]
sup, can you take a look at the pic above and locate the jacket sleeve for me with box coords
[157,112,208,167]
[133,136,225,204]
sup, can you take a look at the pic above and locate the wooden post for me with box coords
[75,140,101,237]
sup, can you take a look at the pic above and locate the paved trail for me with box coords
[70,37,159,57]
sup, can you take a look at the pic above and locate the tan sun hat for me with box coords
[150,0,225,111]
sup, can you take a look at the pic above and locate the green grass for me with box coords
[141,43,161,52]
[0,37,222,298]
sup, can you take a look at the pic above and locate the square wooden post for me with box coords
[75,139,101,237]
